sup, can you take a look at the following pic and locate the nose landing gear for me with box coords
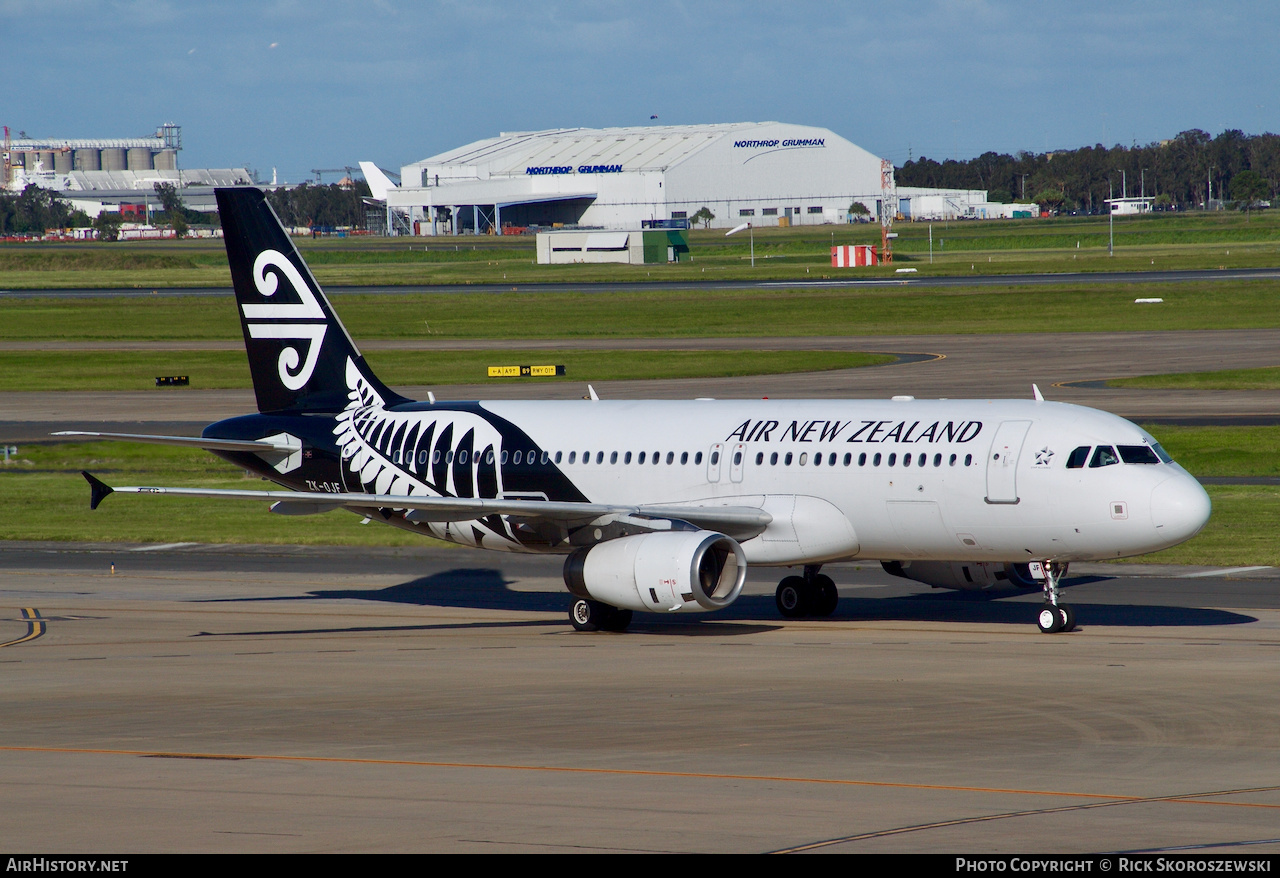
[776,565,839,618]
[1035,560,1075,633]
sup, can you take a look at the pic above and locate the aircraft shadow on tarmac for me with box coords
[200,568,1256,633]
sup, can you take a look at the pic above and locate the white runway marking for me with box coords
[129,542,200,552]
[1179,566,1272,578]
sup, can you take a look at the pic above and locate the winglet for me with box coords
[1032,383,1045,402]
[82,471,114,510]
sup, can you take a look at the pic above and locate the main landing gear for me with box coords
[775,565,839,618]
[569,598,633,632]
[1035,560,1075,634]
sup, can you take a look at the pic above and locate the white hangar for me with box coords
[386,122,890,235]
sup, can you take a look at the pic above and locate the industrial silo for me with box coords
[126,147,153,170]
[100,148,127,171]
[74,148,101,171]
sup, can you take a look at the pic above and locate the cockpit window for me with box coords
[1089,445,1119,467]
[1066,446,1090,469]
[1151,443,1173,463]
[1118,445,1161,465]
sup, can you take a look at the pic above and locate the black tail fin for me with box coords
[215,187,408,413]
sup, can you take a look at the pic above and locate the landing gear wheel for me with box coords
[1037,603,1064,634]
[776,576,809,618]
[570,598,607,632]
[1057,603,1076,633]
[813,574,839,617]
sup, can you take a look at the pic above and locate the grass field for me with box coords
[3,209,1277,566]
[0,349,893,392]
[1111,365,1280,390]
[5,281,1280,343]
[3,210,1280,288]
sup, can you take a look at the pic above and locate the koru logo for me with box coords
[241,249,328,390]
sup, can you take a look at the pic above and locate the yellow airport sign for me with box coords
[487,364,566,378]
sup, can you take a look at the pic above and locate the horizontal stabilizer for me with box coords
[81,471,115,510]
[54,431,297,453]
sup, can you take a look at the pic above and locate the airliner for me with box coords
[69,187,1212,634]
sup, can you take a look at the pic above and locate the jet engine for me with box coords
[881,560,1064,591]
[563,530,747,613]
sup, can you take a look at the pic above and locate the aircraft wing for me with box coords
[80,473,773,539]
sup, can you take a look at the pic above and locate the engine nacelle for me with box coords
[881,560,1064,591]
[564,530,747,613]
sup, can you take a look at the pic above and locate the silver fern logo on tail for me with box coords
[240,249,328,390]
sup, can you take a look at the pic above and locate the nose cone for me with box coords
[1150,474,1212,547]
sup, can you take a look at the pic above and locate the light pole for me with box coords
[726,221,754,267]
[1108,179,1114,257]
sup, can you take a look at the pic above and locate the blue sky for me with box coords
[4,1,1274,184]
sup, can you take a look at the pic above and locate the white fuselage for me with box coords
[347,395,1210,565]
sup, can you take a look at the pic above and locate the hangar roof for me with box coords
[415,122,788,176]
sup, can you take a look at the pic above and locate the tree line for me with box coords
[0,185,91,235]
[265,180,371,229]
[895,129,1280,212]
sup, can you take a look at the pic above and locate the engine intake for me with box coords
[564,530,747,613]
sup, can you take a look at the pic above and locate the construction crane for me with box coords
[310,166,359,185]
[2,126,10,188]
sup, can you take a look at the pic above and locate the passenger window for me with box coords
[1118,445,1161,464]
[755,452,764,465]
[888,453,897,466]
[710,451,719,465]
[933,453,941,467]
[668,452,676,465]
[624,451,631,464]
[596,451,604,464]
[785,452,793,465]
[873,453,881,466]
[637,451,645,464]
[844,453,852,466]
[903,453,911,467]
[770,452,778,465]
[798,452,808,465]
[610,451,617,464]
[964,454,972,466]
[1066,446,1090,469]
[569,451,576,464]
[681,452,688,464]
[858,453,866,466]
[695,452,703,464]
[1089,446,1119,467]
[554,451,562,464]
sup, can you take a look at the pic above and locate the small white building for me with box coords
[1106,197,1154,215]
[535,229,690,265]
